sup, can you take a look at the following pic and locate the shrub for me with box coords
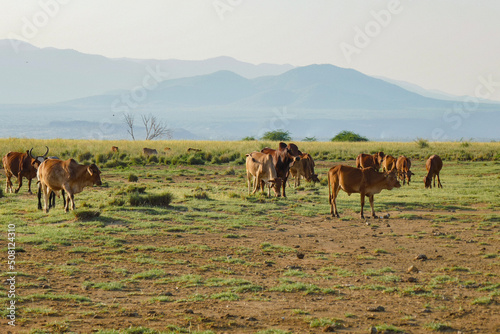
[77,151,93,162]
[303,136,317,142]
[128,174,139,182]
[261,129,291,141]
[242,136,256,141]
[331,131,368,142]
[415,138,430,148]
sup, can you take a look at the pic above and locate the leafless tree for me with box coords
[142,114,172,140]
[123,113,136,141]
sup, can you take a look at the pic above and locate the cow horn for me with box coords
[43,146,49,158]
[29,147,35,159]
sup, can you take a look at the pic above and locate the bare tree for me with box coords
[123,113,136,141]
[142,114,172,140]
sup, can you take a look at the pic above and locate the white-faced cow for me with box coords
[2,146,49,194]
[245,152,282,197]
[328,165,400,219]
[424,155,443,189]
[261,142,301,197]
[289,153,320,187]
[37,158,102,212]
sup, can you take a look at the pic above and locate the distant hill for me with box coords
[0,39,293,104]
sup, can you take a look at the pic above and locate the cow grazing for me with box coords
[187,148,202,153]
[381,155,396,172]
[245,152,282,197]
[36,156,65,210]
[424,155,443,189]
[396,155,413,185]
[164,147,171,151]
[328,165,400,219]
[356,152,385,171]
[2,146,49,194]
[142,148,158,156]
[289,153,320,187]
[37,158,102,213]
[261,142,301,197]
[111,146,119,152]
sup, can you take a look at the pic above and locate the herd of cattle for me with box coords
[2,143,443,217]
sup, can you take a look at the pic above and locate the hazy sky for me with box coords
[1,0,499,101]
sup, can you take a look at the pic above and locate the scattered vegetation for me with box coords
[331,130,368,142]
[261,129,292,141]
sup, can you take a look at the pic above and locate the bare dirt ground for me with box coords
[6,162,500,334]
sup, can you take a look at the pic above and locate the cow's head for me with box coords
[29,146,49,169]
[407,170,414,183]
[268,177,283,197]
[424,175,432,188]
[87,164,102,186]
[285,143,301,164]
[385,170,401,189]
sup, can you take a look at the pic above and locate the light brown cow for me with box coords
[424,155,443,189]
[245,152,282,197]
[289,153,320,186]
[111,146,119,152]
[142,148,158,156]
[381,155,396,172]
[328,165,400,218]
[37,158,102,212]
[396,155,413,185]
[2,147,49,194]
[356,152,385,171]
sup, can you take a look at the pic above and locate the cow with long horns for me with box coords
[2,146,49,194]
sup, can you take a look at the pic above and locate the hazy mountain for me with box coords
[0,39,293,104]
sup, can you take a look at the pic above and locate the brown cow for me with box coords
[37,158,102,212]
[111,146,119,152]
[424,155,443,189]
[142,148,158,156]
[381,155,396,172]
[396,155,413,185]
[289,153,320,187]
[245,152,282,197]
[2,146,49,194]
[328,165,400,218]
[356,152,385,171]
[261,142,301,197]
[187,148,202,153]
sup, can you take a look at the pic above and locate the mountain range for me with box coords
[0,40,498,141]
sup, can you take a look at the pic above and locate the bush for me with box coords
[303,136,317,142]
[242,136,256,141]
[261,129,291,141]
[129,192,173,207]
[77,151,93,162]
[331,131,368,142]
[415,138,430,148]
[128,174,139,182]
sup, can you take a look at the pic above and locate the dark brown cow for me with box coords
[142,148,158,156]
[37,158,102,212]
[424,155,443,189]
[396,155,413,185]
[187,148,202,153]
[245,152,282,197]
[111,146,119,152]
[328,165,400,218]
[289,153,319,186]
[2,147,49,194]
[356,152,385,171]
[381,155,396,172]
[261,142,301,197]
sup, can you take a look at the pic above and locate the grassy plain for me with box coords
[0,139,499,333]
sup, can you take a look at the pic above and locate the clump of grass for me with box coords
[83,281,124,291]
[424,322,452,331]
[73,209,100,221]
[129,192,173,207]
[128,173,139,182]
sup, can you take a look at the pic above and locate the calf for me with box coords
[396,155,413,185]
[245,152,282,197]
[289,153,319,187]
[356,152,385,171]
[328,165,400,219]
[424,155,443,188]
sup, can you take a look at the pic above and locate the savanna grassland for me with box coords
[0,139,499,334]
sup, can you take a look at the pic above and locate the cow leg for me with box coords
[247,172,252,195]
[331,186,340,218]
[62,189,66,208]
[437,174,443,188]
[282,178,287,198]
[27,178,32,194]
[14,174,23,193]
[69,194,76,211]
[37,183,42,210]
[369,195,377,218]
[6,176,13,193]
[41,184,50,213]
[360,194,365,219]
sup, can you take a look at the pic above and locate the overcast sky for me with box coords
[1,0,499,101]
